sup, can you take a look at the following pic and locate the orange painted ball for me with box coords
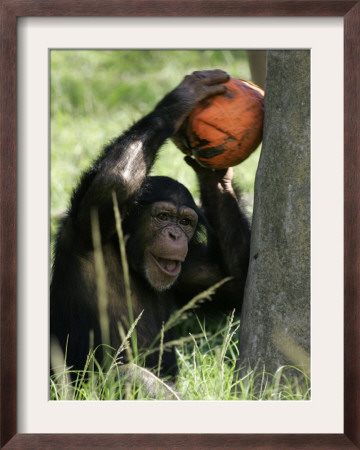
[186,78,265,169]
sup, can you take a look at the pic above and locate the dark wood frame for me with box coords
[1,1,359,448]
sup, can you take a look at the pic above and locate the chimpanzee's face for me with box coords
[138,201,198,291]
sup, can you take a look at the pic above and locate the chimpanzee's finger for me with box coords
[202,83,228,98]
[192,69,230,85]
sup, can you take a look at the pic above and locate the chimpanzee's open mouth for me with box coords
[151,254,182,277]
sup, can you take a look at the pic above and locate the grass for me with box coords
[50,311,310,401]
[50,50,310,401]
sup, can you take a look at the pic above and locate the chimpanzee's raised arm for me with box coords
[68,70,229,243]
[178,157,251,312]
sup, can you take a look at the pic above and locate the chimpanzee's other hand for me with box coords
[184,155,234,193]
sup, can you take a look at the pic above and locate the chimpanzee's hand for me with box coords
[158,70,229,137]
[184,155,234,194]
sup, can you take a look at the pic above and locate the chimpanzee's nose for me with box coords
[168,227,182,240]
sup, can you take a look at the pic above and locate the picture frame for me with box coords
[1,1,359,448]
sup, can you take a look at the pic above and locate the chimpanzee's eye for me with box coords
[179,218,191,226]
[157,213,169,221]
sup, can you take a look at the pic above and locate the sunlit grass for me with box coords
[50,312,310,401]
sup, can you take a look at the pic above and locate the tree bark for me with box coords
[238,50,311,381]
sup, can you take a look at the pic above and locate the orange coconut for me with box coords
[186,78,264,169]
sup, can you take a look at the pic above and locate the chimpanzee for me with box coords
[50,70,250,381]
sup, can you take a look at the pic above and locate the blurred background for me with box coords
[50,50,262,241]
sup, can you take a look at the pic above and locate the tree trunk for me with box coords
[238,50,311,382]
